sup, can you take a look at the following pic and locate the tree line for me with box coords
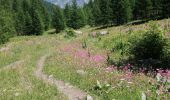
[53,0,170,32]
[0,0,56,44]
[0,0,170,44]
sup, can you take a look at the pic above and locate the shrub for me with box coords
[129,22,169,68]
[161,42,170,68]
[64,28,76,38]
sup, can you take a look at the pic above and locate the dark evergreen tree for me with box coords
[134,0,152,20]
[99,0,113,26]
[0,9,16,44]
[84,0,95,26]
[69,0,84,29]
[161,0,170,18]
[15,10,26,35]
[111,0,132,25]
[23,11,32,35]
[64,3,72,27]
[42,6,50,30]
[151,0,162,19]
[30,0,43,35]
[31,9,43,35]
[92,0,102,25]
[52,6,65,33]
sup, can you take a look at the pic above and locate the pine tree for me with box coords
[15,10,26,35]
[12,0,20,12]
[92,0,102,26]
[99,0,113,26]
[151,0,162,19]
[69,0,82,29]
[52,6,65,33]
[161,0,170,18]
[42,6,50,30]
[134,0,152,20]
[0,9,16,44]
[84,0,95,26]
[31,10,43,35]
[30,0,43,35]
[111,0,132,25]
[77,8,86,27]
[64,3,72,27]
[23,11,32,35]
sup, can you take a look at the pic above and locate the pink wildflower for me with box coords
[105,66,117,72]
[92,32,97,37]
[91,55,105,62]
[75,50,89,58]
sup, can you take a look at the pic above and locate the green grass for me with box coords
[43,40,162,100]
[0,36,67,100]
[0,19,170,100]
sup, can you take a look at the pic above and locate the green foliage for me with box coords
[64,28,76,38]
[0,9,16,44]
[31,9,43,35]
[23,11,32,35]
[133,0,152,20]
[52,6,65,33]
[111,0,132,25]
[129,22,169,68]
[64,4,72,27]
[66,0,86,29]
[161,42,170,67]
[99,0,112,26]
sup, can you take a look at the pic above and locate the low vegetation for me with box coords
[0,0,170,99]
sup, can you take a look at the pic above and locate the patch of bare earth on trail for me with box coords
[0,60,25,71]
[35,55,92,100]
[0,47,10,52]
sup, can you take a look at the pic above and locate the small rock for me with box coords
[142,92,146,100]
[156,73,162,82]
[76,70,87,76]
[14,93,20,97]
[87,95,93,100]
[100,31,109,35]
[74,30,83,34]
[0,47,9,52]
[49,75,53,78]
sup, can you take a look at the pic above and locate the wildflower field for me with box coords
[0,19,170,100]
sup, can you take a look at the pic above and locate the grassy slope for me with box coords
[44,19,170,100]
[0,19,170,100]
[0,36,67,100]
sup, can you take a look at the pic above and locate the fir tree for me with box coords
[69,0,82,29]
[31,9,43,35]
[23,11,32,35]
[161,0,170,18]
[99,0,113,26]
[92,0,102,26]
[111,0,132,25]
[64,3,72,27]
[134,0,152,20]
[52,6,65,33]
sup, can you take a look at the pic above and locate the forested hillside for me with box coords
[0,0,54,44]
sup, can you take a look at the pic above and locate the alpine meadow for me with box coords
[0,0,170,100]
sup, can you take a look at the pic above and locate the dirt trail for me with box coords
[0,60,25,70]
[35,55,90,100]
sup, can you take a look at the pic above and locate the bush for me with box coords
[64,28,76,38]
[129,22,169,68]
[161,42,170,68]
